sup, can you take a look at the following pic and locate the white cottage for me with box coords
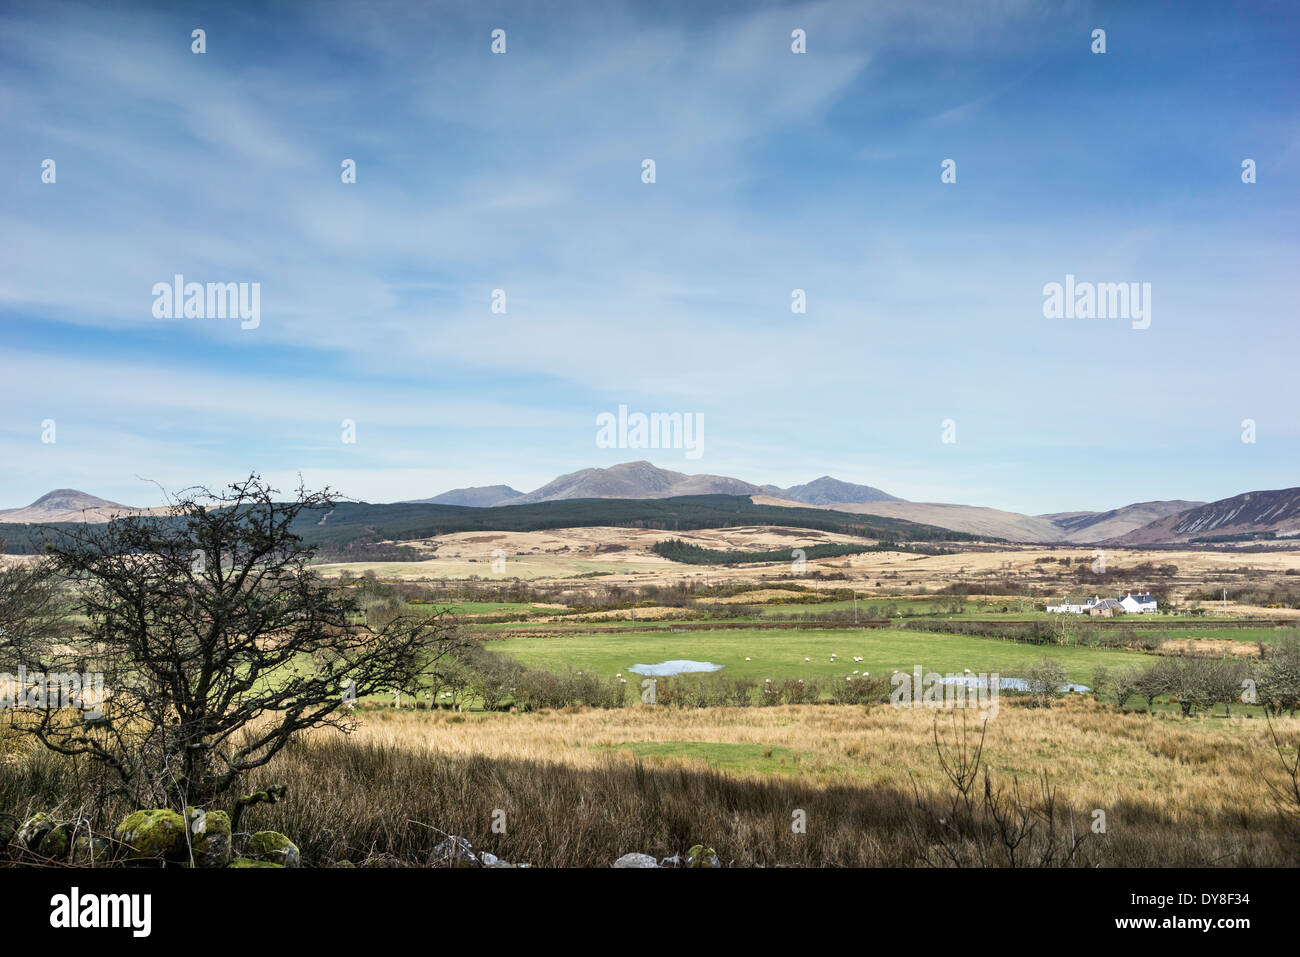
[1119,592,1158,614]
[1046,597,1097,614]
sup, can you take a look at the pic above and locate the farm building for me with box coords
[1120,592,1158,614]
[1049,593,1159,616]
[1088,598,1125,617]
[1046,597,1097,614]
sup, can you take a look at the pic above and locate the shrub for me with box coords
[1024,658,1067,708]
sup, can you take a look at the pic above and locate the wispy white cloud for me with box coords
[0,0,1295,511]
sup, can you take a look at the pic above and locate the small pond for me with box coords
[939,676,1090,693]
[627,660,725,677]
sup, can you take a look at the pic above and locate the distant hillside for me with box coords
[405,485,522,507]
[0,494,974,555]
[0,489,144,524]
[1110,488,1300,545]
[4,472,1276,547]
[1041,500,1204,543]
[775,498,1205,543]
[768,476,901,506]
[400,461,1188,542]
[0,493,979,555]
[830,501,1064,542]
[293,495,971,550]
[507,461,764,504]
[410,462,901,509]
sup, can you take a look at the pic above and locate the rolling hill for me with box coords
[0,494,975,555]
[415,462,902,508]
[1109,487,1300,544]
[827,501,1064,542]
[288,495,970,550]
[1040,500,1204,543]
[404,485,523,507]
[4,470,1292,548]
[0,489,145,523]
[403,462,1197,543]
[505,461,767,504]
[766,476,901,506]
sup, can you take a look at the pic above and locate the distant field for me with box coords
[750,598,977,616]
[314,557,634,580]
[491,626,1152,684]
[406,600,561,617]
[476,619,713,632]
[1140,625,1300,643]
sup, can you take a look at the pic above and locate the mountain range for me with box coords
[4,464,1297,546]
[402,461,1203,542]
[406,463,899,509]
[1109,488,1300,545]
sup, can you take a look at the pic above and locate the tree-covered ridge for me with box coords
[0,495,980,553]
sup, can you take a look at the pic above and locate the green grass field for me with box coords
[593,741,817,776]
[490,626,1153,684]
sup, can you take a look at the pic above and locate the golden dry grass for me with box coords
[1157,639,1262,658]
[340,697,1294,815]
[4,698,1298,866]
[190,697,1297,867]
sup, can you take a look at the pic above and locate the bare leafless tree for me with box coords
[6,475,464,811]
[0,546,70,662]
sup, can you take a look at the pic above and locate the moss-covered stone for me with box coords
[114,809,187,863]
[245,830,300,868]
[37,823,71,860]
[71,835,114,865]
[685,844,720,868]
[186,807,231,868]
[229,856,283,868]
[15,812,55,854]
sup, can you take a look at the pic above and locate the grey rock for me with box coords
[71,835,113,865]
[430,835,480,868]
[15,813,56,854]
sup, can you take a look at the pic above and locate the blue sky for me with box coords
[1,0,1296,513]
